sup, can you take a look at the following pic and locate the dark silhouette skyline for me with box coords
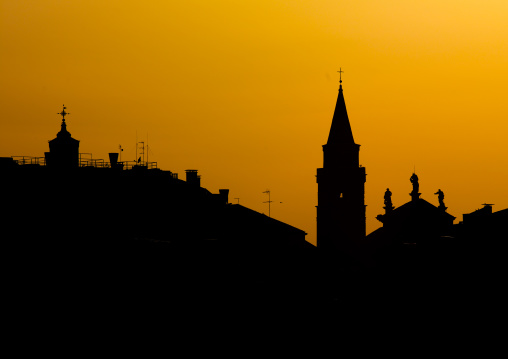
[1,83,506,332]
[3,2,508,345]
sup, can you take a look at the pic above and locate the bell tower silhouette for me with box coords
[316,70,366,251]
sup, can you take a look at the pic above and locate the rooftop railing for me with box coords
[79,158,109,168]
[122,161,158,170]
[11,156,46,166]
[10,155,158,171]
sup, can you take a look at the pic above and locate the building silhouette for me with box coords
[316,75,507,277]
[316,75,366,260]
[372,174,455,244]
[1,105,340,336]
[458,203,507,240]
[1,89,506,326]
[1,106,315,286]
[2,105,307,242]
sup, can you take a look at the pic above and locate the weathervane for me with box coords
[58,104,70,122]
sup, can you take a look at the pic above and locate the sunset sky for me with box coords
[1,1,507,245]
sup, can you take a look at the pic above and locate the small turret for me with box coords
[46,105,80,169]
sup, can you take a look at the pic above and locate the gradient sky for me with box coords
[1,1,507,245]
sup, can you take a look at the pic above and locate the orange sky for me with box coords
[1,1,507,245]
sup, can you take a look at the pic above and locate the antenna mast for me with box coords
[263,190,272,217]
[138,141,145,165]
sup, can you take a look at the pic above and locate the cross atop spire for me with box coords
[58,105,70,122]
[56,104,72,136]
[326,68,355,146]
[337,67,344,84]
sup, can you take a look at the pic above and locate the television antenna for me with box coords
[263,190,272,217]
[138,141,145,164]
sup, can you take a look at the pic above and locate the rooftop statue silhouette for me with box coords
[384,188,394,213]
[434,189,447,211]
[410,172,420,201]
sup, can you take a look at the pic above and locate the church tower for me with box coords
[316,71,366,251]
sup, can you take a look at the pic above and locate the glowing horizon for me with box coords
[1,1,507,244]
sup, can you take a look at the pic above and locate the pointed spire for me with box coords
[327,69,355,146]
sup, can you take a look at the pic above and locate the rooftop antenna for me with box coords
[119,145,123,162]
[234,198,240,204]
[138,141,145,165]
[263,190,272,217]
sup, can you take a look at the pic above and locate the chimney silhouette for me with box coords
[185,169,201,187]
[109,153,119,166]
[219,189,229,204]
